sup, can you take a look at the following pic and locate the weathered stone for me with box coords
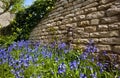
[99,32,110,37]
[85,26,96,32]
[109,31,119,37]
[81,2,98,10]
[53,26,59,30]
[106,5,120,16]
[99,38,120,45]
[90,32,100,37]
[78,15,86,20]
[91,19,99,25]
[100,0,114,4]
[75,10,84,15]
[59,25,66,30]
[80,32,89,38]
[79,21,90,26]
[73,39,89,44]
[86,11,105,19]
[84,7,97,14]
[109,24,119,30]
[63,19,69,24]
[76,28,84,33]
[98,3,113,10]
[90,31,114,37]
[65,13,75,18]
[113,46,120,52]
[66,23,77,27]
[97,45,111,51]
[101,16,119,24]
[98,25,108,31]
[57,21,62,25]
[29,0,120,53]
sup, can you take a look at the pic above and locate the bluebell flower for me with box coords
[58,42,66,49]
[70,60,78,70]
[90,72,97,78]
[85,39,97,53]
[64,50,69,54]
[97,62,104,73]
[80,73,87,78]
[58,63,66,74]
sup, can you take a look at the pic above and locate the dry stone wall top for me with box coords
[29,0,120,53]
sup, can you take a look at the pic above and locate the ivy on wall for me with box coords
[10,0,56,40]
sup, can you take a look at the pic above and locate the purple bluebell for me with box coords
[58,63,66,74]
[70,60,78,70]
[85,39,97,53]
[80,73,87,78]
[90,72,97,78]
[58,42,66,49]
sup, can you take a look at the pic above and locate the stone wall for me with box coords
[29,0,120,53]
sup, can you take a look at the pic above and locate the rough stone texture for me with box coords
[30,0,120,53]
[0,1,15,28]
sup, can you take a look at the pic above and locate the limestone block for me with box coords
[53,26,59,30]
[99,38,120,45]
[80,32,89,38]
[109,31,119,37]
[73,39,89,44]
[97,45,111,51]
[59,25,66,30]
[65,13,75,18]
[75,10,84,15]
[91,31,119,37]
[113,46,120,52]
[90,31,115,37]
[63,19,69,24]
[57,7,64,11]
[85,26,96,32]
[66,24,73,27]
[74,3,82,8]
[81,2,98,10]
[106,5,120,16]
[56,21,62,25]
[101,16,119,24]
[76,28,84,33]
[78,15,86,20]
[98,3,113,10]
[98,25,108,31]
[90,32,100,37]
[109,24,119,30]
[79,20,90,26]
[100,0,114,4]
[91,19,99,25]
[84,7,97,14]
[86,11,105,19]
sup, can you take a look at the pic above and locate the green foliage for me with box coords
[0,0,24,14]
[0,35,16,47]
[10,0,56,40]
[0,64,14,78]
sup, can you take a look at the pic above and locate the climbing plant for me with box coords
[10,0,56,40]
[0,0,24,15]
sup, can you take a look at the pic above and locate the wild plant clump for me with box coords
[0,40,120,78]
